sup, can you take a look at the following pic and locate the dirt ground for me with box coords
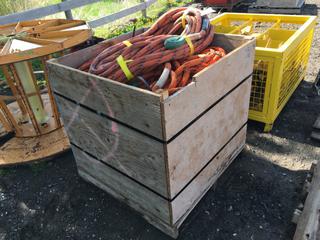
[1,1,320,240]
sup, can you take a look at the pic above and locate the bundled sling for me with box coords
[79,7,225,95]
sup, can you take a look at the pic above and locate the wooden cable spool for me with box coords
[0,19,92,165]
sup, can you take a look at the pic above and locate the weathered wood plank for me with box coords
[48,60,163,140]
[55,96,168,197]
[171,126,246,224]
[162,34,255,140]
[0,0,100,25]
[294,162,320,240]
[253,0,304,8]
[166,78,252,198]
[248,7,302,14]
[72,146,171,224]
[311,131,320,141]
[62,0,74,20]
[313,115,320,130]
[88,0,157,28]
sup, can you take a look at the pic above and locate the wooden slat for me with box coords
[166,78,252,198]
[294,162,320,240]
[9,64,41,135]
[0,43,62,65]
[41,56,61,128]
[0,0,101,25]
[55,96,168,197]
[311,131,320,141]
[0,109,13,132]
[48,60,163,140]
[253,0,304,8]
[62,0,74,20]
[248,7,302,14]
[20,37,59,45]
[171,126,247,224]
[162,34,256,140]
[0,65,26,115]
[46,21,84,32]
[0,99,21,136]
[88,0,157,28]
[27,61,44,109]
[313,115,320,130]
[311,115,320,141]
[72,146,171,224]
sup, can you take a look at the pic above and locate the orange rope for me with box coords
[79,8,226,95]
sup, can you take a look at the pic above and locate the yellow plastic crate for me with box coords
[211,13,317,131]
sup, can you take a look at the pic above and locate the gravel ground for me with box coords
[0,1,320,239]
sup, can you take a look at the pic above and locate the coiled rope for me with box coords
[79,7,226,95]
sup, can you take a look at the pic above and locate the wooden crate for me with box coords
[47,30,255,238]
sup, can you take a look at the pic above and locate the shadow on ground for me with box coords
[248,81,320,147]
[0,73,319,240]
[0,142,310,240]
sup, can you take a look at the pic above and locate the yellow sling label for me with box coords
[181,14,186,29]
[184,36,194,55]
[116,55,134,80]
[123,40,132,47]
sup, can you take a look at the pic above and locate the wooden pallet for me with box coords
[311,115,320,141]
[292,162,320,240]
[248,0,305,14]
[248,6,303,14]
[48,30,256,238]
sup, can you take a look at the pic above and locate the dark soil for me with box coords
[0,1,320,239]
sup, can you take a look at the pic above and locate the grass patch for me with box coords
[41,0,192,38]
[1,0,192,39]
[92,0,192,38]
[0,0,50,16]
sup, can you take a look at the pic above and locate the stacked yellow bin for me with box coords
[211,13,316,131]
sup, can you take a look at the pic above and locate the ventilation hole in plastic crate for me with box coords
[280,23,303,30]
[252,21,276,33]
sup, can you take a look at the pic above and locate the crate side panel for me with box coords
[55,95,168,197]
[171,126,247,224]
[163,37,255,140]
[72,146,171,224]
[48,62,163,139]
[167,78,251,198]
[277,29,313,111]
[211,33,250,52]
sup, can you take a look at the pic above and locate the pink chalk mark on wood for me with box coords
[66,78,119,162]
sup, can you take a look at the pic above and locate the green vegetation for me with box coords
[0,0,50,16]
[0,0,192,38]
[0,0,192,88]
[92,0,192,38]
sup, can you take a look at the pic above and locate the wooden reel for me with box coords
[0,19,92,165]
